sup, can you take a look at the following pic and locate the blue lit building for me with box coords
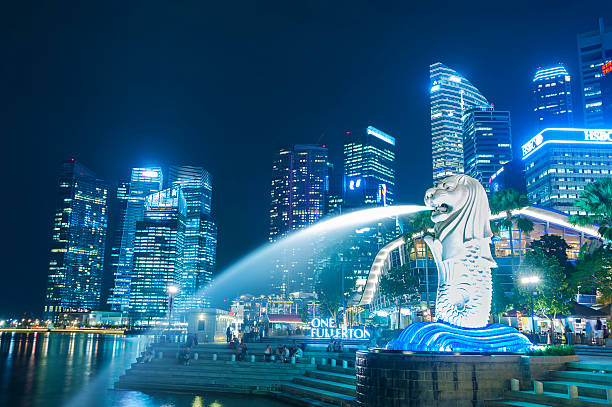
[129,186,186,325]
[44,159,109,320]
[522,128,612,214]
[603,61,612,126]
[462,106,512,193]
[577,18,612,128]
[108,167,163,311]
[269,145,329,295]
[532,64,574,129]
[108,180,129,302]
[168,165,216,314]
[430,62,489,182]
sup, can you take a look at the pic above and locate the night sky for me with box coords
[1,1,611,316]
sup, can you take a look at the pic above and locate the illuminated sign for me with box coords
[603,61,612,76]
[141,170,159,177]
[366,126,395,146]
[377,183,387,205]
[310,318,370,340]
[584,129,612,141]
[349,178,362,190]
[521,133,544,157]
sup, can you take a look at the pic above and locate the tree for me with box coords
[491,270,514,322]
[574,244,612,305]
[401,211,434,309]
[569,177,612,240]
[517,245,574,344]
[315,254,355,322]
[529,234,570,268]
[378,264,420,329]
[489,189,533,272]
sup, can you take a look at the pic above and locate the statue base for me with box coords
[386,322,533,353]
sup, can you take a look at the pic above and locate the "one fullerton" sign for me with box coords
[310,318,371,340]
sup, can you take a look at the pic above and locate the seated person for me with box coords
[263,344,273,362]
[179,346,191,365]
[294,346,303,359]
[327,339,335,352]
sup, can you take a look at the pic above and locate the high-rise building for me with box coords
[430,62,489,183]
[343,126,395,207]
[522,128,612,214]
[44,159,109,320]
[602,60,612,126]
[462,105,513,193]
[532,64,574,129]
[168,165,216,313]
[577,18,612,127]
[107,180,129,301]
[108,167,163,311]
[269,145,328,295]
[129,186,186,325]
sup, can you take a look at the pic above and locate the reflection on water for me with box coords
[0,332,287,407]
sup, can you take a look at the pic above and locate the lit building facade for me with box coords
[602,61,612,125]
[522,128,612,214]
[108,167,163,311]
[129,186,186,325]
[462,105,512,193]
[577,18,612,127]
[430,62,488,183]
[168,165,216,313]
[532,64,574,129]
[343,126,395,207]
[269,145,329,295]
[44,159,109,320]
[108,180,130,302]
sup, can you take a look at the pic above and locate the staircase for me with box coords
[486,359,612,406]
[574,345,612,358]
[272,363,357,406]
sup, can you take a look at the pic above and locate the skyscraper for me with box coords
[577,18,612,127]
[602,60,612,126]
[44,159,109,320]
[108,180,129,302]
[269,145,328,295]
[168,165,216,313]
[532,64,574,129]
[462,105,513,193]
[108,167,163,311]
[343,126,395,207]
[430,62,489,183]
[129,186,186,325]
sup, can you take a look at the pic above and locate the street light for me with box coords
[520,275,540,343]
[167,285,179,330]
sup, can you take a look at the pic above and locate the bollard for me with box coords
[321,358,327,366]
[291,357,296,364]
[157,351,163,359]
[250,355,255,363]
[271,355,276,362]
[569,385,578,399]
[534,381,543,395]
[231,354,236,362]
[310,357,316,365]
[212,353,217,361]
[510,378,519,391]
[193,352,199,361]
[606,388,612,405]
[342,360,348,369]
[331,359,336,367]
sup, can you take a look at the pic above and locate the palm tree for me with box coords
[490,189,533,272]
[569,178,612,241]
[402,211,434,311]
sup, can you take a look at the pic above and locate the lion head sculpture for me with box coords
[424,174,493,245]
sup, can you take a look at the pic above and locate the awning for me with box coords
[266,314,303,324]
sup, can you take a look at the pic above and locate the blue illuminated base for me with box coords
[386,322,533,353]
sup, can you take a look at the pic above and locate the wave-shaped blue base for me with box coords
[386,322,533,353]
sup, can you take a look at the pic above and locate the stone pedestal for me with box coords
[355,350,578,407]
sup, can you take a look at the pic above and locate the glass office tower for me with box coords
[269,145,328,295]
[463,105,513,193]
[430,62,489,183]
[532,64,574,129]
[129,186,186,325]
[577,18,612,127]
[108,167,163,311]
[602,61,612,126]
[44,159,109,320]
[168,165,216,313]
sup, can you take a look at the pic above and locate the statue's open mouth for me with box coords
[433,203,450,214]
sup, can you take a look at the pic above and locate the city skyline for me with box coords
[2,2,611,316]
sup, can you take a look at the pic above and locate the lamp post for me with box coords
[520,276,540,343]
[167,285,178,330]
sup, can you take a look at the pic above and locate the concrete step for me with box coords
[551,370,612,385]
[128,361,312,374]
[269,390,338,407]
[485,400,558,407]
[281,383,355,406]
[316,364,355,375]
[293,377,356,397]
[505,390,609,407]
[305,370,356,386]
[542,380,611,400]
[122,368,299,382]
[115,376,286,392]
[568,362,612,372]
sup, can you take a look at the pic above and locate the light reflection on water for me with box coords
[0,332,287,407]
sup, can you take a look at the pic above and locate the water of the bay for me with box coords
[0,332,288,407]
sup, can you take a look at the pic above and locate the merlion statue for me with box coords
[423,174,496,328]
